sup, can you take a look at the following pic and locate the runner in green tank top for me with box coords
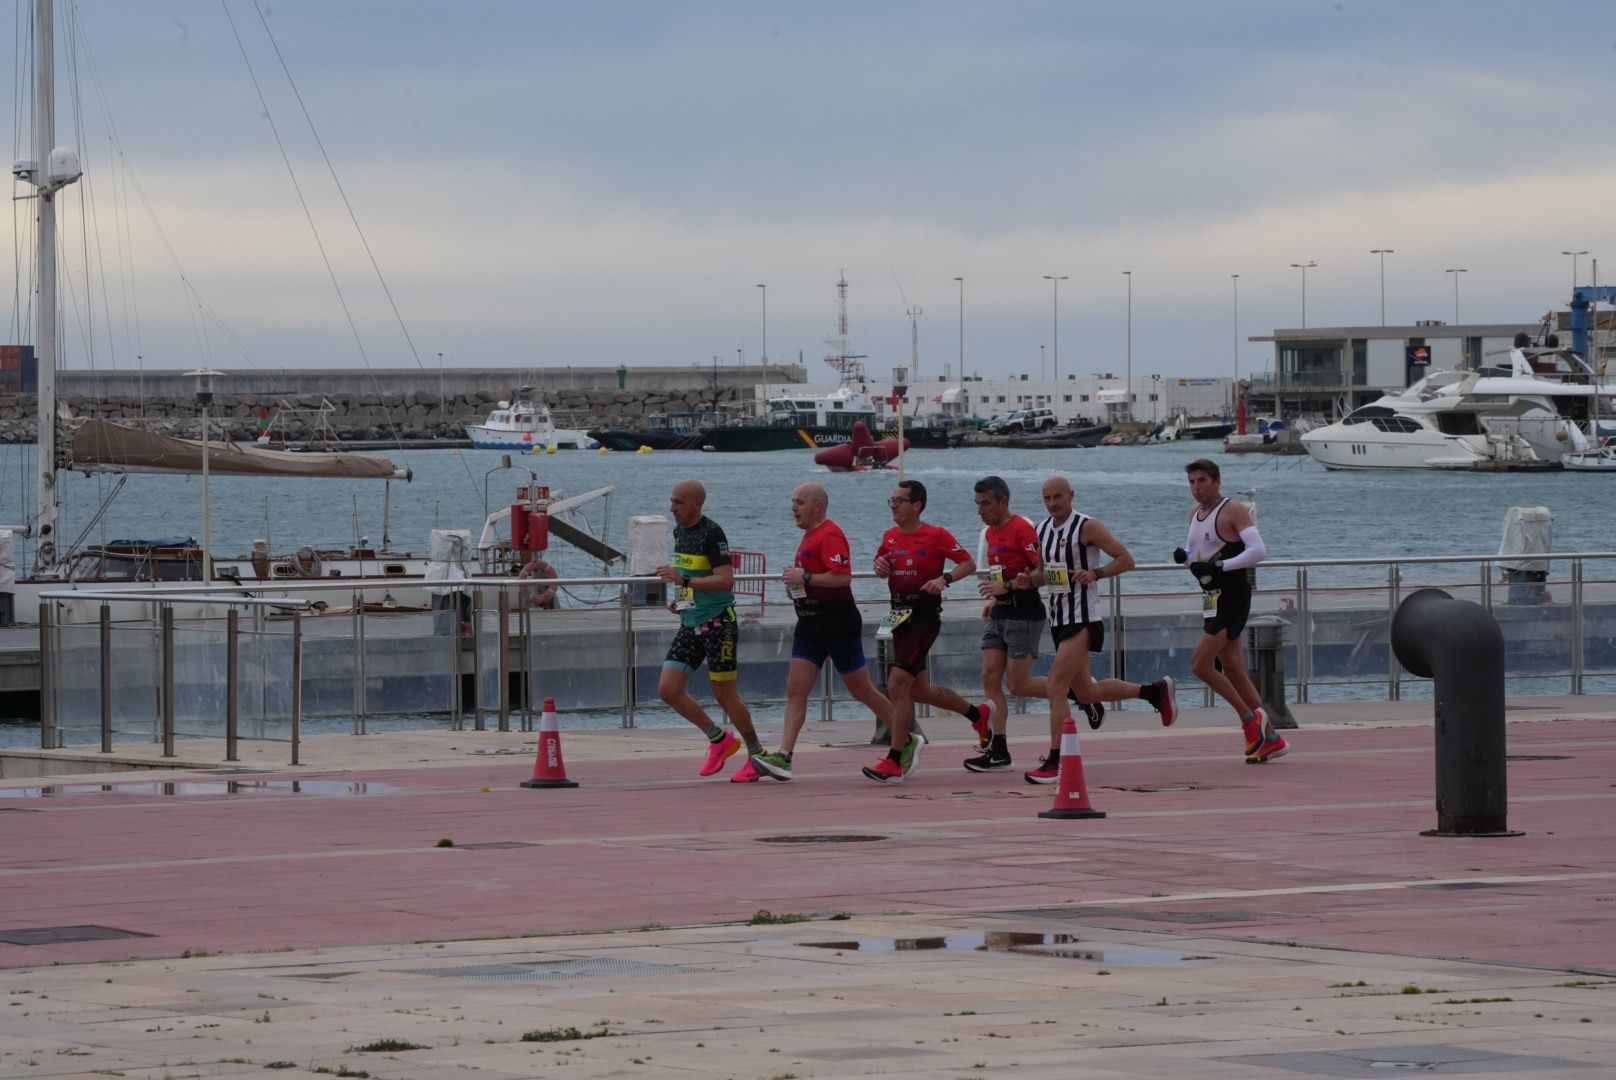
[654,479,763,779]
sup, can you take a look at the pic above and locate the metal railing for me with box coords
[32,551,1616,761]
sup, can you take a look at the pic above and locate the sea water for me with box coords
[1,441,1609,744]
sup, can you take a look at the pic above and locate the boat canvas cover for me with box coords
[70,419,402,479]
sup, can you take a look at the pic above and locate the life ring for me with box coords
[293,545,322,578]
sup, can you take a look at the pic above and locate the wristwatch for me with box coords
[678,574,691,588]
[803,570,814,586]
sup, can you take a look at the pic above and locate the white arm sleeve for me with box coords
[1220,525,1267,571]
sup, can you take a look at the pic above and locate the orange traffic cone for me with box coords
[1037,715,1104,819]
[520,697,579,789]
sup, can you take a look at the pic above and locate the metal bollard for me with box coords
[1244,615,1298,729]
[1389,587,1521,838]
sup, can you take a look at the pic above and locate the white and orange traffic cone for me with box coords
[520,697,578,789]
[1037,715,1105,819]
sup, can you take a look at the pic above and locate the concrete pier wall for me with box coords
[0,364,804,443]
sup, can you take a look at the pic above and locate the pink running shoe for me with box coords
[699,731,741,776]
[729,758,762,783]
[1242,708,1266,759]
[969,704,992,749]
[861,757,905,784]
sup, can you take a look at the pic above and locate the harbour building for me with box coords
[1248,311,1616,419]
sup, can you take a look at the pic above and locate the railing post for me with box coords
[353,597,368,735]
[1571,558,1584,695]
[99,602,113,754]
[226,607,240,762]
[290,609,303,766]
[1108,573,1127,695]
[472,587,486,731]
[497,586,511,732]
[449,591,463,731]
[519,598,533,732]
[1295,565,1312,704]
[1387,563,1403,702]
[38,602,55,749]
[820,660,834,723]
[161,605,175,758]
[620,582,636,728]
[1480,558,1493,611]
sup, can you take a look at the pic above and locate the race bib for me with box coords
[673,585,696,611]
[876,607,912,640]
[1043,565,1071,599]
[785,581,806,600]
[1201,590,1220,616]
[977,567,1005,585]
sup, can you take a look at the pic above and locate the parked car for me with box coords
[987,407,1058,434]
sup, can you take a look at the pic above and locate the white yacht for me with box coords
[1301,346,1616,470]
[466,387,596,451]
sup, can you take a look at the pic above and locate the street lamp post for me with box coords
[1040,344,1046,380]
[953,276,964,388]
[1446,267,1467,325]
[1562,250,1588,296]
[1447,268,1468,367]
[1290,261,1317,328]
[756,283,768,405]
[1371,249,1394,325]
[1231,273,1240,416]
[1043,274,1068,381]
[1122,270,1132,421]
[184,368,224,584]
[892,366,909,480]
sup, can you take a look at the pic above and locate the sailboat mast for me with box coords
[28,0,70,573]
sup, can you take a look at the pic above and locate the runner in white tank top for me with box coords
[1178,458,1289,765]
[1013,476,1177,785]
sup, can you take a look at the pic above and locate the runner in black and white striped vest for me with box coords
[1016,476,1177,785]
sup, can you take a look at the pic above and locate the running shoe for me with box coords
[862,757,905,783]
[1152,676,1177,727]
[1242,708,1266,759]
[1023,751,1060,785]
[751,751,793,781]
[963,749,1013,772]
[730,758,762,783]
[1080,700,1106,730]
[899,732,927,777]
[1246,711,1289,764]
[969,704,992,749]
[699,730,741,776]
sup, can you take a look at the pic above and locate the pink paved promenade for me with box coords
[4,702,1614,973]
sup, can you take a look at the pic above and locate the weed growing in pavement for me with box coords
[348,1039,427,1053]
[520,1026,612,1043]
[748,910,813,925]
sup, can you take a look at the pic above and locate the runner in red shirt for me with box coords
[747,482,896,783]
[864,479,987,784]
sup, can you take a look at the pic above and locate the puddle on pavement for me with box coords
[801,931,1211,966]
[0,780,399,799]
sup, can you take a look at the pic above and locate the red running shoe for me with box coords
[1153,676,1177,727]
[862,757,905,784]
[1023,751,1060,785]
[969,704,992,749]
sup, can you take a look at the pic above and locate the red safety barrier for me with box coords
[731,549,766,611]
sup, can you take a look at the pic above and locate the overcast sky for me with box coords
[6,0,1615,383]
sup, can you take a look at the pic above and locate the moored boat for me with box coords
[466,387,596,450]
